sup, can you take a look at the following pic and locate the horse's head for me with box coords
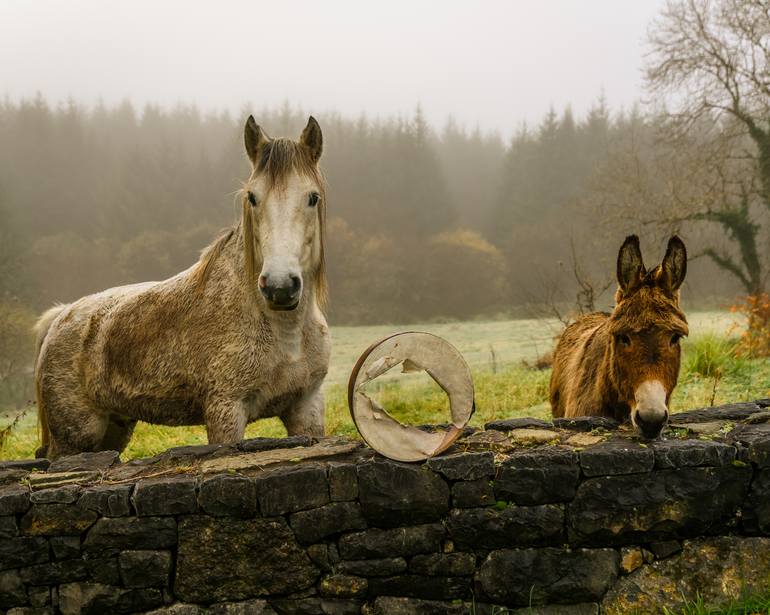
[242,116,326,312]
[609,235,689,438]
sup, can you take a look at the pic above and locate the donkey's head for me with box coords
[241,116,327,311]
[610,235,689,438]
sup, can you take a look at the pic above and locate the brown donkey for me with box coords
[550,235,689,438]
[34,117,331,459]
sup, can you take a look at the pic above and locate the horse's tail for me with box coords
[33,304,68,458]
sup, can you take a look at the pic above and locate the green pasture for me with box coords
[1,311,768,460]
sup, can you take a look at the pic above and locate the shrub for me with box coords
[0,301,35,408]
[422,229,510,320]
[683,334,744,379]
[731,293,770,358]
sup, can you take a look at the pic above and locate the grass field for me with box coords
[2,311,768,460]
[664,592,770,615]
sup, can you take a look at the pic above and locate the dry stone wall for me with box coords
[1,400,769,615]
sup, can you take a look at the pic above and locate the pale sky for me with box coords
[1,0,665,135]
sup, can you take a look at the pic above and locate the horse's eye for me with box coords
[670,333,682,346]
[616,334,631,347]
[247,191,257,206]
[308,192,320,207]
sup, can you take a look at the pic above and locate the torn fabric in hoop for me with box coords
[347,332,475,462]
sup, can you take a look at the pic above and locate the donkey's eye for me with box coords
[616,334,631,347]
[247,191,257,207]
[670,333,682,346]
[308,192,320,208]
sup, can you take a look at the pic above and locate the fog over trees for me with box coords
[0,92,761,328]
[4,0,770,413]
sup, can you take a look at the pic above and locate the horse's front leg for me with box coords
[204,398,248,445]
[281,385,325,438]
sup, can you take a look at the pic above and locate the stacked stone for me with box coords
[0,401,768,614]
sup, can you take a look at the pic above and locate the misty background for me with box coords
[2,0,769,411]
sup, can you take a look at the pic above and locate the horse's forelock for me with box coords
[257,139,322,191]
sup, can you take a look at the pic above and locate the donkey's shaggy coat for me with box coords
[550,235,688,438]
[34,117,330,459]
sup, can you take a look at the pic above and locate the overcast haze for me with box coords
[1,0,665,134]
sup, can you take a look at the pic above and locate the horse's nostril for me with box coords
[259,272,301,308]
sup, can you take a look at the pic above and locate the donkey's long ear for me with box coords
[244,115,269,167]
[300,116,323,163]
[617,235,645,292]
[661,235,687,291]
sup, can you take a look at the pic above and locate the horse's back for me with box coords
[37,280,171,401]
[41,280,162,358]
[550,312,609,418]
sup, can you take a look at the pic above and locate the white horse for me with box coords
[34,116,330,459]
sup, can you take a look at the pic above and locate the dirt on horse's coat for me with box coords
[550,235,689,438]
[34,117,330,459]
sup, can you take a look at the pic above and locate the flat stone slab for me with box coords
[495,447,580,506]
[671,402,762,424]
[200,439,361,474]
[568,466,751,545]
[28,471,100,490]
[460,430,512,450]
[0,459,50,472]
[426,452,495,481]
[745,411,770,424]
[48,451,120,473]
[485,418,554,432]
[552,417,620,432]
[651,439,736,469]
[507,429,561,445]
[238,435,312,452]
[668,421,730,436]
[565,433,606,448]
[727,423,770,466]
[579,440,654,477]
[0,469,29,485]
[358,460,449,527]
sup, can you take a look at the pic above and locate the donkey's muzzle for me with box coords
[260,273,302,310]
[633,380,668,439]
[634,411,668,439]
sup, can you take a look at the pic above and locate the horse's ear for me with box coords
[661,235,687,291]
[300,116,323,163]
[617,235,645,292]
[244,115,269,167]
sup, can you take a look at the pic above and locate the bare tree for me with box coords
[526,235,614,328]
[642,0,770,294]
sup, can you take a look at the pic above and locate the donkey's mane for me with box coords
[193,138,328,311]
[610,285,688,335]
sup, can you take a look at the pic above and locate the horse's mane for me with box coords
[193,138,328,311]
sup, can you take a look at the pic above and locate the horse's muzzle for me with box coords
[260,273,302,310]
